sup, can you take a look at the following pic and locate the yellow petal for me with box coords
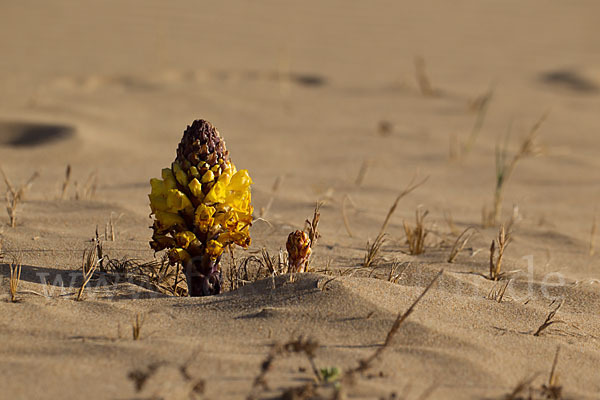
[188,178,204,199]
[228,169,252,191]
[201,170,215,183]
[162,168,177,190]
[189,166,199,177]
[149,193,168,213]
[205,240,224,259]
[194,204,215,232]
[174,231,197,248]
[155,211,185,231]
[166,189,193,212]
[204,179,228,203]
[168,248,191,264]
[150,178,167,196]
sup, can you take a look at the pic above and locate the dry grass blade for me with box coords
[341,194,355,238]
[541,346,563,399]
[386,260,410,283]
[1,168,39,228]
[259,176,282,218]
[132,313,145,340]
[447,227,476,263]
[403,207,429,255]
[534,300,564,336]
[60,164,71,200]
[9,255,22,302]
[490,224,510,280]
[355,159,370,186]
[344,270,443,379]
[305,201,322,250]
[363,232,385,269]
[589,212,597,256]
[461,88,493,159]
[379,175,429,238]
[487,279,511,303]
[76,244,101,301]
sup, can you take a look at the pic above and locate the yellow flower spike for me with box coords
[205,240,224,259]
[188,178,204,199]
[154,210,185,231]
[162,168,178,190]
[168,247,191,265]
[175,231,197,249]
[194,203,215,232]
[166,189,193,212]
[149,119,253,296]
[201,170,215,183]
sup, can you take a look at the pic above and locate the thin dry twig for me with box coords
[378,176,429,238]
[343,270,443,380]
[487,279,511,303]
[533,300,565,337]
[447,227,476,263]
[414,56,437,97]
[355,160,370,186]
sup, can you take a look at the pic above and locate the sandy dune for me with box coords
[0,1,599,399]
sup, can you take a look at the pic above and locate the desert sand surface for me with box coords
[1,1,599,399]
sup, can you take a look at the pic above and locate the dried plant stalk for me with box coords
[489,224,510,280]
[414,56,436,97]
[355,159,370,186]
[132,313,145,340]
[403,207,429,255]
[447,227,476,263]
[487,279,511,303]
[9,256,22,302]
[534,301,564,337]
[76,245,101,301]
[60,164,71,199]
[363,232,385,269]
[341,194,355,238]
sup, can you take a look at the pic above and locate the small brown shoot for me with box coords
[490,225,510,280]
[76,244,101,301]
[9,255,22,302]
[403,207,429,255]
[1,168,39,228]
[132,313,145,340]
[447,226,476,263]
[534,300,564,337]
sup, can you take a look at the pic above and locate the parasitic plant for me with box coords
[149,120,253,296]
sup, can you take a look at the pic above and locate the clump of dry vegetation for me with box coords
[403,207,429,255]
[9,255,22,303]
[1,168,39,228]
[489,224,510,280]
[483,113,547,227]
[487,279,511,303]
[447,227,476,263]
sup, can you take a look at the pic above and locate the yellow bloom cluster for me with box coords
[148,120,252,297]
[149,159,253,264]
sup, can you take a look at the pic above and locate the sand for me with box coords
[0,1,599,399]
